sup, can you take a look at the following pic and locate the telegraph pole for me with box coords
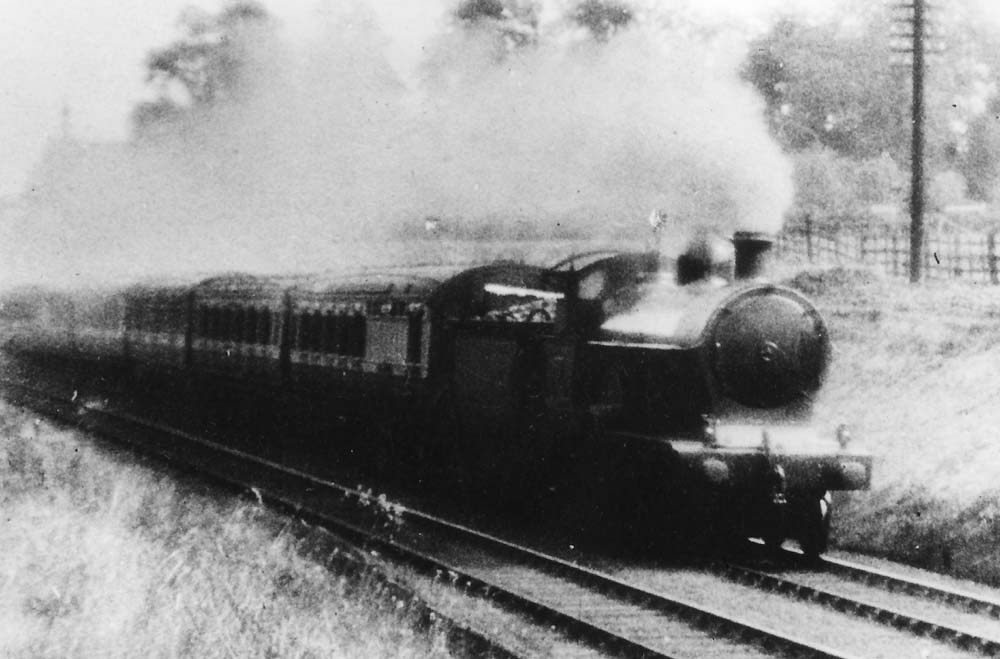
[908,0,926,283]
[892,0,931,282]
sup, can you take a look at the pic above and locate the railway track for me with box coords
[4,375,1000,658]
[714,556,1000,656]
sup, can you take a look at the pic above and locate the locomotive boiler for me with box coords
[0,231,870,557]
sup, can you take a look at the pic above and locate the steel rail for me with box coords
[717,562,1000,657]
[750,540,1000,620]
[819,555,1000,620]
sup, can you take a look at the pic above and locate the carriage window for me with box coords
[311,311,324,352]
[244,307,257,344]
[349,312,366,357]
[336,312,349,354]
[212,308,223,340]
[168,303,178,332]
[126,304,140,331]
[177,299,188,333]
[296,312,307,350]
[323,311,338,353]
[303,311,313,351]
[299,312,309,351]
[260,310,272,345]
[163,300,179,333]
[234,308,247,343]
[216,307,227,340]
[407,309,424,364]
[231,308,242,342]
[321,311,334,353]
[297,310,321,351]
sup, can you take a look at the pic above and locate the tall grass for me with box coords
[0,401,453,658]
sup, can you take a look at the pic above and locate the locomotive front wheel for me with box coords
[797,491,832,560]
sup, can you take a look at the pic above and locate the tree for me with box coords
[743,1,1000,219]
[132,1,274,137]
[572,0,633,41]
[927,170,968,211]
[742,15,912,161]
[853,152,906,208]
[453,0,539,53]
[791,147,857,220]
[789,148,906,227]
[955,84,1000,201]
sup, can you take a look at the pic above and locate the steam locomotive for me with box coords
[1,231,870,556]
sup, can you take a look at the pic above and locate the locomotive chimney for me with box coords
[733,231,774,280]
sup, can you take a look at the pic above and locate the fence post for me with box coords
[989,231,998,285]
[952,233,960,278]
[805,214,814,263]
[891,227,899,276]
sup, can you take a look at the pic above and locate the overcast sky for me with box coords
[2,0,999,200]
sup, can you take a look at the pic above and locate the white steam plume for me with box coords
[2,1,791,288]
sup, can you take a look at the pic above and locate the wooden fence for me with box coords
[776,224,1000,284]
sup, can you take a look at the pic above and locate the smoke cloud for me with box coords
[2,1,792,288]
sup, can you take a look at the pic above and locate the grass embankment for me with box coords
[0,401,452,659]
[785,265,1000,583]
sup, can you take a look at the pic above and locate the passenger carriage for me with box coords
[189,274,289,383]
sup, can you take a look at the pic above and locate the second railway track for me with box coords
[5,375,1000,659]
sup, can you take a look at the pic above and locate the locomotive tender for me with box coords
[2,231,870,556]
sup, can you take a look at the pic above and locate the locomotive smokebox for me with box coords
[733,231,774,280]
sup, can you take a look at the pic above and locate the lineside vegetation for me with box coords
[0,401,453,659]
[785,264,1000,583]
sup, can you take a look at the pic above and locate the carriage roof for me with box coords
[290,268,462,301]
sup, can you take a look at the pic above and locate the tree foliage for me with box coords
[452,0,539,52]
[956,99,1000,202]
[790,147,905,222]
[928,170,968,210]
[132,1,274,138]
[743,15,910,161]
[450,0,636,55]
[572,0,633,41]
[744,2,1000,209]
